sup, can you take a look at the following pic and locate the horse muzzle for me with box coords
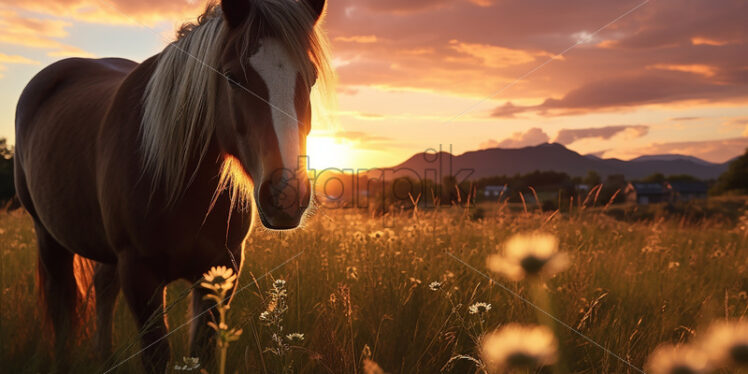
[256,177,311,230]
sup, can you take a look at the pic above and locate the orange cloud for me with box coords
[3,0,202,24]
[326,0,748,111]
[554,125,649,145]
[480,128,549,149]
[0,52,39,80]
[448,40,546,68]
[691,37,729,46]
[335,35,378,43]
[0,10,94,57]
[0,52,39,65]
[648,64,717,78]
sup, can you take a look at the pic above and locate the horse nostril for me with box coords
[259,181,276,209]
[259,178,310,213]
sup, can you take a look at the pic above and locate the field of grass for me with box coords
[1,199,747,373]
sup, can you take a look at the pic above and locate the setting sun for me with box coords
[305,133,357,171]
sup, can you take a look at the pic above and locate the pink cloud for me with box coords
[480,127,550,149]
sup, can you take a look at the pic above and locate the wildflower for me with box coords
[481,324,558,372]
[259,311,271,323]
[428,281,443,291]
[487,233,569,281]
[286,333,305,343]
[174,356,201,371]
[208,321,229,331]
[702,320,748,368]
[668,261,680,270]
[361,344,372,359]
[646,344,711,374]
[200,266,237,293]
[346,266,359,280]
[363,359,385,374]
[273,279,287,290]
[468,302,492,315]
[368,230,384,240]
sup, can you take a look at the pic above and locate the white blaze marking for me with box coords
[250,38,300,171]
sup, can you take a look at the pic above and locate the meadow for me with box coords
[1,198,746,373]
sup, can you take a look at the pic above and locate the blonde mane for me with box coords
[141,0,334,207]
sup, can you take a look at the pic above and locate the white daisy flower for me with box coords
[468,302,492,315]
[701,320,748,369]
[487,233,569,281]
[428,281,443,291]
[646,343,711,374]
[481,324,558,372]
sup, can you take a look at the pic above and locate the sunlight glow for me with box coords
[306,134,357,171]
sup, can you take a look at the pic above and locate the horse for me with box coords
[13,0,333,371]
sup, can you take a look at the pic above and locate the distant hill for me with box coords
[374,143,729,181]
[629,154,715,167]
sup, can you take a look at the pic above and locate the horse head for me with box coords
[214,0,326,230]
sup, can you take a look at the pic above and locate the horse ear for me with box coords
[302,0,326,23]
[222,0,251,29]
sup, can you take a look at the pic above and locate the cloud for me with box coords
[0,10,94,57]
[554,125,649,145]
[335,35,379,43]
[491,102,527,118]
[448,40,547,68]
[335,131,392,143]
[671,117,702,121]
[723,117,748,137]
[647,64,717,78]
[0,53,39,65]
[2,0,748,116]
[0,52,40,79]
[491,72,748,117]
[326,0,748,109]
[480,127,550,149]
[4,0,202,24]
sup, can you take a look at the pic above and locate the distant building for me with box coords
[483,185,509,198]
[624,183,669,205]
[665,181,708,202]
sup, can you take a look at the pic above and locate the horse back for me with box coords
[14,57,137,263]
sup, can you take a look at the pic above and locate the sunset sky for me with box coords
[1,0,747,170]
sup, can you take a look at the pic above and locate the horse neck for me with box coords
[117,54,226,209]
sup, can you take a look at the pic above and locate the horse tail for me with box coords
[35,254,97,341]
[73,255,97,336]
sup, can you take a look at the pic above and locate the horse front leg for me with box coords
[118,256,170,374]
[189,285,217,363]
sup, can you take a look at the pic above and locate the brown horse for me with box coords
[13,0,333,371]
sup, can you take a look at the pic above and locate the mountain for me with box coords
[377,143,728,181]
[629,154,714,167]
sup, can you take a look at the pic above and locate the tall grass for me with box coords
[0,200,746,373]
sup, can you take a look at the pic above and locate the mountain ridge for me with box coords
[379,143,729,180]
